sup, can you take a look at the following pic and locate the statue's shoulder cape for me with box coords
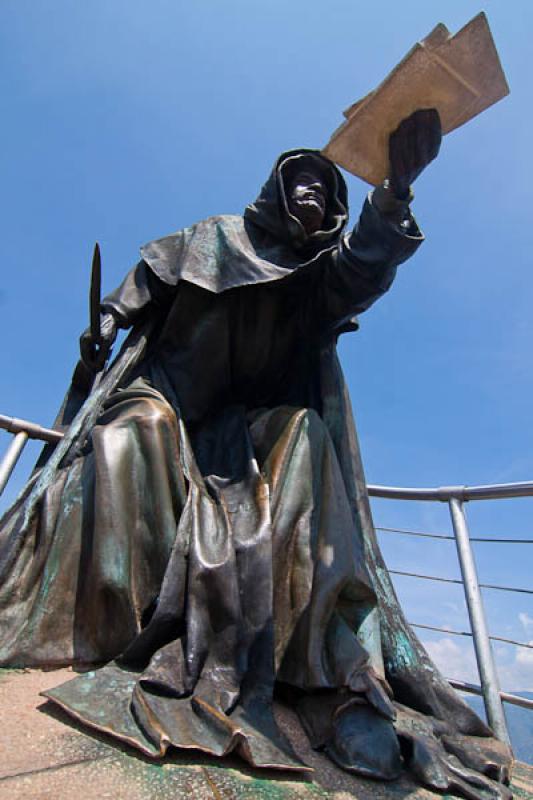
[139,214,338,294]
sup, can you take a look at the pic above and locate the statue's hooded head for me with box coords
[244,149,348,254]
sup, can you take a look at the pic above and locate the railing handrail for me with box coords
[448,679,533,713]
[368,482,533,502]
[0,414,63,444]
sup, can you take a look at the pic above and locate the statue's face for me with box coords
[287,170,327,234]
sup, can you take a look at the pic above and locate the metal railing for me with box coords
[0,413,531,746]
[0,414,62,495]
[368,481,533,746]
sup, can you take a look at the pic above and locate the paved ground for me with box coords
[1,668,532,799]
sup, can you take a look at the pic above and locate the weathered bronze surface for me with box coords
[0,114,513,799]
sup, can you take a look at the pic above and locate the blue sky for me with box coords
[1,1,532,693]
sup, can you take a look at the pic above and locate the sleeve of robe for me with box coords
[101,260,175,327]
[317,189,424,331]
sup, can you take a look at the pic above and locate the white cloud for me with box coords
[519,612,533,631]
[515,642,533,667]
[493,642,533,693]
[421,635,533,692]
[422,636,478,684]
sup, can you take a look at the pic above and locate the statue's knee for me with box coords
[96,396,175,439]
[134,399,176,433]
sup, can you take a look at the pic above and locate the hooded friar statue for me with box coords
[0,111,513,799]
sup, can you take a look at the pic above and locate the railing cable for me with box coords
[389,568,533,596]
[377,526,533,544]
[410,622,533,651]
[377,526,454,540]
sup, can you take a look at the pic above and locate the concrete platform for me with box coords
[1,668,532,799]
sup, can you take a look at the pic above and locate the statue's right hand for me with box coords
[388,108,442,199]
[79,311,118,372]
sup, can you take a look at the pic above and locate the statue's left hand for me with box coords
[388,109,442,199]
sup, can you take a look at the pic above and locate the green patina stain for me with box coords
[391,631,416,671]
[115,755,209,798]
[509,787,533,800]
[0,667,26,682]
[206,770,326,799]
[109,743,331,800]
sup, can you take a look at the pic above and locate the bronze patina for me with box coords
[0,111,513,798]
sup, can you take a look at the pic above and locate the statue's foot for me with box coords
[398,729,513,800]
[325,701,402,780]
[296,693,402,781]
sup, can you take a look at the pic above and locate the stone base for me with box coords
[1,669,531,799]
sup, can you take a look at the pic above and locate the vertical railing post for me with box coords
[0,431,29,496]
[448,497,511,745]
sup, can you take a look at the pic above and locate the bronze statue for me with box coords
[0,111,513,798]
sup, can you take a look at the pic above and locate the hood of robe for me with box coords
[244,148,349,252]
[139,149,350,294]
